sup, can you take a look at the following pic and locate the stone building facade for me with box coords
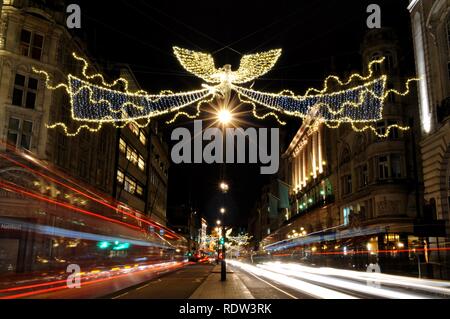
[260,28,448,278]
[409,0,450,236]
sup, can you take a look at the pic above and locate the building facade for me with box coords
[260,28,449,279]
[409,0,450,237]
[0,0,116,194]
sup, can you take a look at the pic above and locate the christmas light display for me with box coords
[34,48,418,137]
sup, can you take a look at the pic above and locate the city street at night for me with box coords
[0,0,450,316]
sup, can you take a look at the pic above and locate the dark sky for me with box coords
[74,0,414,228]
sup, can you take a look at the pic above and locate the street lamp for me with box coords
[220,207,226,214]
[216,220,221,226]
[219,182,229,193]
[217,108,233,125]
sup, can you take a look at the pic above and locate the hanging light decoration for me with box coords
[33,48,418,137]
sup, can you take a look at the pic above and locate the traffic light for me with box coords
[219,237,225,245]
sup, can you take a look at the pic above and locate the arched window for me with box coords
[340,147,351,165]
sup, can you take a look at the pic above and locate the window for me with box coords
[343,206,352,226]
[378,156,389,179]
[387,120,399,139]
[20,30,44,60]
[126,146,138,165]
[136,184,144,196]
[119,138,126,153]
[138,155,145,171]
[376,121,386,138]
[124,176,136,194]
[359,164,368,188]
[128,122,146,146]
[342,174,352,195]
[117,170,124,184]
[391,155,402,178]
[7,117,33,150]
[371,53,382,73]
[128,122,139,135]
[12,74,38,109]
[139,132,147,146]
[340,148,351,165]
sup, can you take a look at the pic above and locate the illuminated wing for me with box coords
[173,47,220,83]
[233,49,282,84]
[233,77,386,122]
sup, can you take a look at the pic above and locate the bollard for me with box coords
[221,260,227,281]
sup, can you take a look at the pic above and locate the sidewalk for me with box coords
[189,264,254,299]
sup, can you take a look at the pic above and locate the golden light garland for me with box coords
[33,47,418,138]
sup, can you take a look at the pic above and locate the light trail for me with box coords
[0,261,186,299]
[258,262,426,299]
[228,260,357,299]
[274,262,450,296]
[0,151,179,239]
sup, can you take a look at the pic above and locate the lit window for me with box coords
[139,132,146,145]
[117,170,124,184]
[12,74,38,109]
[136,185,143,196]
[343,207,351,226]
[126,147,138,164]
[129,122,139,135]
[20,30,44,60]
[119,138,126,153]
[7,117,33,150]
[138,155,145,171]
[378,156,389,179]
[124,176,136,194]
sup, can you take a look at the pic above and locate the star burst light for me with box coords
[34,48,418,137]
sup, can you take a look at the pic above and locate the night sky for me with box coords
[75,0,414,228]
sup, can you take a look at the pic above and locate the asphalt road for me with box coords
[108,263,314,299]
[108,264,215,299]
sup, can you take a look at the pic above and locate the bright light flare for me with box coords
[217,108,233,125]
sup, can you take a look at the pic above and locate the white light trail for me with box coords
[228,260,357,299]
[260,262,426,299]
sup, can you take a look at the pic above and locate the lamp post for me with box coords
[217,108,231,281]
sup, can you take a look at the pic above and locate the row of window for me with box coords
[128,123,147,146]
[341,154,403,195]
[117,170,144,198]
[119,138,145,172]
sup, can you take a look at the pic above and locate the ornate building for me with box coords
[409,0,450,237]
[261,28,448,279]
[0,0,116,194]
